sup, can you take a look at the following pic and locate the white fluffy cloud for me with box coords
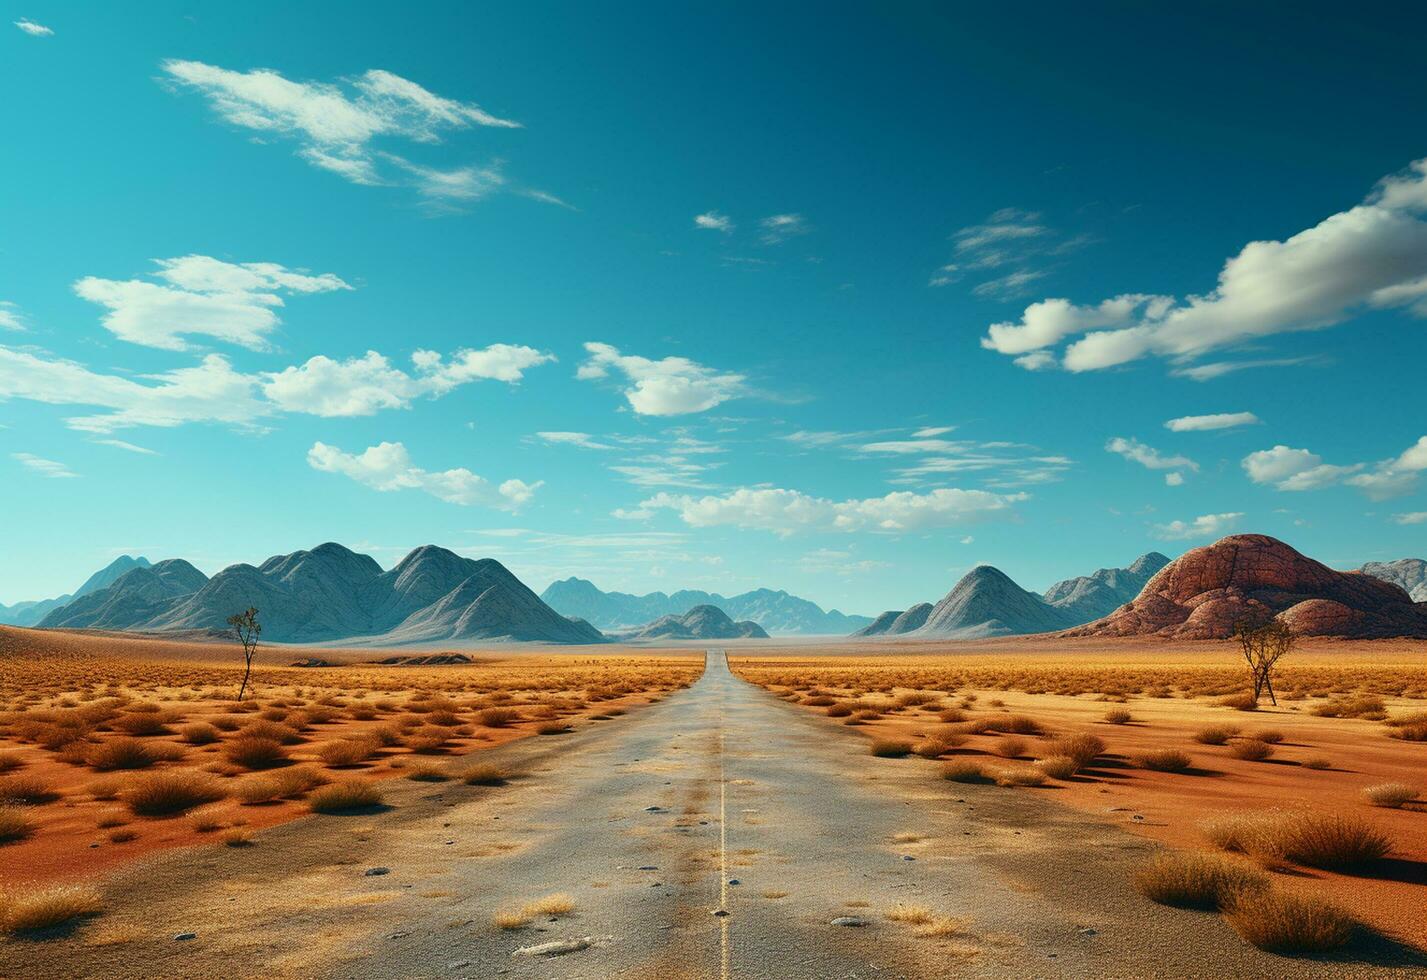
[14,18,52,36]
[1164,412,1260,432]
[1164,472,1185,487]
[74,255,350,351]
[0,341,552,432]
[1106,437,1198,472]
[694,211,733,232]
[577,342,745,415]
[0,303,25,331]
[1152,512,1243,540]
[12,453,76,478]
[307,441,538,509]
[161,60,535,203]
[617,486,1027,536]
[983,157,1427,373]
[1394,511,1427,525]
[1242,437,1427,498]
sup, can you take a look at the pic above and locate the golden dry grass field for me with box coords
[0,626,702,901]
[732,637,1427,952]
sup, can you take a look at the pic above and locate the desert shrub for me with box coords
[212,715,243,732]
[462,763,510,786]
[0,752,25,773]
[238,720,302,745]
[535,721,570,736]
[405,762,450,782]
[236,766,327,803]
[1102,708,1132,725]
[122,771,226,816]
[1134,851,1268,909]
[1204,810,1390,869]
[804,695,837,707]
[942,760,990,783]
[0,885,101,934]
[112,712,172,736]
[317,737,379,767]
[86,737,157,771]
[937,708,967,723]
[1384,711,1427,741]
[1219,693,1260,711]
[1230,739,1274,762]
[994,767,1046,787]
[1254,729,1285,744]
[1132,749,1193,773]
[1193,725,1238,745]
[180,723,219,745]
[1046,732,1105,770]
[474,708,521,728]
[308,780,383,813]
[221,828,252,847]
[1036,755,1079,780]
[1311,695,1386,720]
[0,806,35,844]
[991,736,1028,759]
[224,735,288,769]
[1222,890,1354,954]
[1362,783,1417,809]
[913,739,951,759]
[406,726,453,752]
[1301,756,1332,770]
[825,702,854,717]
[870,739,913,758]
[0,774,59,804]
[368,724,403,747]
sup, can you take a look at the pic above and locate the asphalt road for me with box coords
[4,650,1421,978]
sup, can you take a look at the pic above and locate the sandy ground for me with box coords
[733,651,1427,951]
[2,651,1422,978]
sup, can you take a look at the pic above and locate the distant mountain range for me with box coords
[0,555,153,627]
[1361,559,1427,602]
[31,543,602,645]
[540,578,871,635]
[619,604,770,641]
[856,552,1170,639]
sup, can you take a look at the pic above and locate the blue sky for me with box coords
[3,1,1425,615]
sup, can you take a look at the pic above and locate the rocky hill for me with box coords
[1361,558,1427,602]
[0,555,152,627]
[623,604,769,641]
[1042,552,1170,622]
[914,566,1076,638]
[35,543,604,645]
[854,603,932,637]
[540,578,870,634]
[1069,534,1427,639]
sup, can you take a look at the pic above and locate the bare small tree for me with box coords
[1234,616,1294,706]
[227,607,261,701]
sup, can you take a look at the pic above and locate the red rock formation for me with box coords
[1067,534,1427,640]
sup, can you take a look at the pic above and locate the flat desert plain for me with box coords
[0,628,1423,978]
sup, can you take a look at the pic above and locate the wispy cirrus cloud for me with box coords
[307,441,539,509]
[982,157,1427,374]
[694,211,733,232]
[1165,412,1260,432]
[14,18,52,36]
[758,213,808,245]
[12,453,76,478]
[931,207,1090,297]
[160,60,554,208]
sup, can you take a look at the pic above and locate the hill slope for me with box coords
[1070,535,1427,639]
[854,603,933,636]
[913,566,1075,639]
[1042,552,1170,622]
[624,604,769,641]
[1361,559,1427,602]
[0,555,153,627]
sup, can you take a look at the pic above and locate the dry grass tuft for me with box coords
[1301,756,1332,770]
[1132,749,1193,773]
[941,760,990,783]
[1203,810,1390,869]
[85,737,158,771]
[1134,851,1268,909]
[308,779,383,813]
[0,774,60,805]
[317,737,379,767]
[1045,732,1105,771]
[1193,725,1238,745]
[223,735,289,769]
[0,885,102,934]
[886,903,966,937]
[220,827,253,847]
[122,771,226,816]
[496,892,576,928]
[991,735,1028,759]
[1230,739,1274,762]
[404,762,450,782]
[1102,708,1133,725]
[1036,755,1080,780]
[179,723,219,745]
[1362,783,1417,809]
[462,763,510,786]
[235,766,328,803]
[535,721,571,736]
[1310,695,1386,720]
[0,805,36,844]
[994,767,1046,787]
[870,738,913,758]
[473,707,521,728]
[1222,890,1355,954]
